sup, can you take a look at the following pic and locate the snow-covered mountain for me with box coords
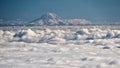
[29,13,91,26]
[29,13,65,26]
[1,13,120,26]
[0,13,91,26]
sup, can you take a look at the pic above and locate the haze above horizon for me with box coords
[0,0,120,23]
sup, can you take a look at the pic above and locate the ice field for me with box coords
[0,26,120,68]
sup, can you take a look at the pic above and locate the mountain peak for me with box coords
[29,12,64,25]
[46,12,57,16]
[29,12,91,26]
[40,12,61,20]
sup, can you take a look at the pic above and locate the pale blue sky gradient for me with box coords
[0,0,120,23]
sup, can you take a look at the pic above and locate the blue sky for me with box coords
[0,0,120,23]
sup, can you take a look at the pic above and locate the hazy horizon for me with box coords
[0,0,120,23]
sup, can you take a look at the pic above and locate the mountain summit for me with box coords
[29,12,91,26]
[29,13,65,26]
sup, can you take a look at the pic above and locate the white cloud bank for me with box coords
[0,28,120,43]
[0,27,120,68]
[66,19,91,24]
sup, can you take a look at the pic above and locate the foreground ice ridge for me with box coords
[0,28,120,43]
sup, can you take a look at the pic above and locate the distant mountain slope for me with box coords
[29,13,65,26]
[29,12,91,26]
[1,13,120,26]
[0,13,91,26]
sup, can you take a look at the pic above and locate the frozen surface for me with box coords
[0,27,120,68]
